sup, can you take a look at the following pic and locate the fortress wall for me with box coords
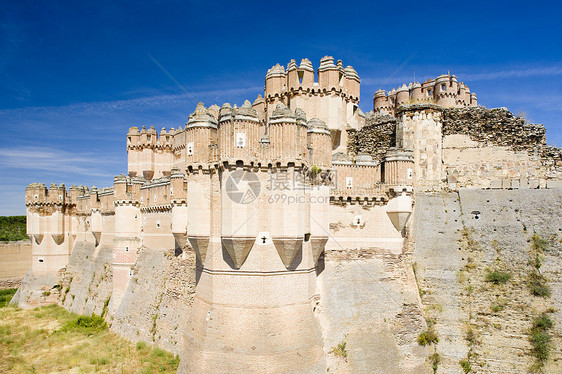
[57,239,197,355]
[0,240,32,282]
[316,248,431,374]
[413,189,562,373]
[111,246,196,355]
[332,163,382,193]
[59,241,113,317]
[328,203,403,253]
[443,134,546,189]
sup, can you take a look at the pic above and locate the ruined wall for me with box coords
[413,189,562,373]
[347,114,396,161]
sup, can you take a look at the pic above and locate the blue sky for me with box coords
[1,0,561,215]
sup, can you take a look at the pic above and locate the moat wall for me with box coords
[413,189,562,373]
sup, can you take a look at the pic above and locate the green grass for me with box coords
[485,269,512,285]
[0,289,17,307]
[0,216,27,241]
[0,302,180,373]
[459,359,472,373]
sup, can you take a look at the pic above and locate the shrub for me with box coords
[533,314,553,331]
[417,329,439,346]
[136,341,148,351]
[0,288,17,307]
[528,272,551,297]
[485,270,512,285]
[0,216,28,241]
[530,331,551,362]
[62,314,107,334]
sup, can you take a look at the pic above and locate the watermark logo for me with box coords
[225,170,261,204]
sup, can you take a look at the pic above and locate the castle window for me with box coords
[298,70,304,85]
[427,90,432,97]
[441,84,446,92]
[346,177,353,188]
[38,258,44,263]
[156,220,161,229]
[128,137,131,144]
[236,133,246,148]
[407,168,413,179]
[187,142,194,155]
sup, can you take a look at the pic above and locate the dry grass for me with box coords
[0,298,179,373]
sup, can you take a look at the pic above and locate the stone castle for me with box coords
[16,56,562,373]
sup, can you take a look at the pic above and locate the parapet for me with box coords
[373,73,478,115]
[265,56,360,102]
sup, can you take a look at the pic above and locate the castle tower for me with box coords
[395,105,443,191]
[185,103,218,167]
[268,103,308,164]
[25,183,74,275]
[307,118,332,168]
[127,127,141,177]
[218,101,261,164]
[111,175,142,311]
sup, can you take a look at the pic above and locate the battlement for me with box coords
[264,56,360,103]
[373,73,477,115]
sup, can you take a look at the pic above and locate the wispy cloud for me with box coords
[0,147,117,178]
[361,65,562,88]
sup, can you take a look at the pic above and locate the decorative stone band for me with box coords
[140,204,172,213]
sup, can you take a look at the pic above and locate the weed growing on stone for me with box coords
[528,272,551,297]
[459,358,471,373]
[429,352,440,373]
[529,312,554,371]
[485,269,512,285]
[417,329,439,346]
[330,341,348,361]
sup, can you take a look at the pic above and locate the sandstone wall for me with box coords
[0,240,32,287]
[57,240,197,355]
[316,247,431,373]
[413,189,562,373]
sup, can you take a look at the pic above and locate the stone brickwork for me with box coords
[347,113,396,161]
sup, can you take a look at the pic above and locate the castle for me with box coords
[18,56,561,373]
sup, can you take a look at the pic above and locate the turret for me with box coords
[268,104,307,163]
[252,94,266,123]
[265,64,286,99]
[218,100,260,164]
[286,59,299,88]
[317,56,339,89]
[298,58,314,88]
[396,84,409,106]
[307,118,332,168]
[344,66,360,101]
[410,82,422,102]
[470,92,477,107]
[185,102,218,167]
[373,89,392,115]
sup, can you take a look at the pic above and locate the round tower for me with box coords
[265,64,286,101]
[396,84,409,106]
[299,58,314,88]
[218,100,260,165]
[307,118,332,168]
[268,103,307,164]
[127,127,140,177]
[410,82,423,102]
[185,102,218,167]
[344,65,360,101]
[317,56,339,90]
